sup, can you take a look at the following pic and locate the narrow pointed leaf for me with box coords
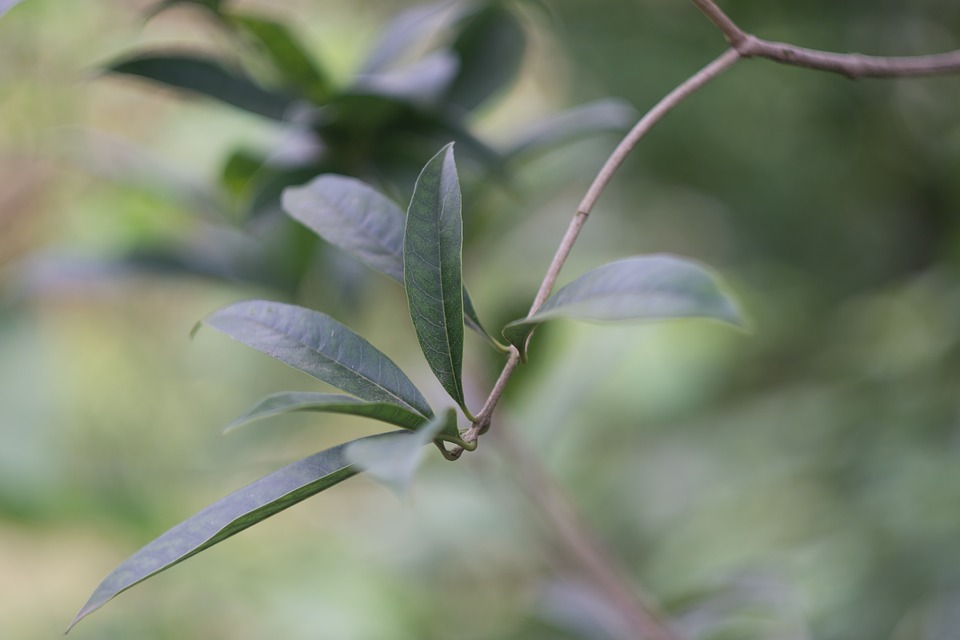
[68,431,406,632]
[227,13,333,104]
[283,175,500,348]
[346,409,455,497]
[404,144,468,413]
[224,392,437,434]
[202,300,433,418]
[502,255,744,359]
[106,53,296,121]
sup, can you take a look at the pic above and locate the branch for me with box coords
[454,47,740,453]
[692,0,960,78]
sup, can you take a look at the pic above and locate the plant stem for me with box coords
[691,0,960,78]
[450,47,740,456]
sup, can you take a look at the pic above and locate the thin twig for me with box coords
[446,3,960,637]
[457,47,740,453]
[692,0,960,78]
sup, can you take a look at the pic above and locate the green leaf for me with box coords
[359,2,461,74]
[224,391,441,434]
[502,99,637,161]
[283,175,406,281]
[352,51,460,108]
[404,144,470,415]
[502,255,744,359]
[67,431,405,632]
[282,175,503,349]
[226,13,333,104]
[106,53,297,121]
[446,5,526,112]
[201,300,434,418]
[345,408,457,497]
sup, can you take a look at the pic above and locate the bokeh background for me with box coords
[2,1,959,638]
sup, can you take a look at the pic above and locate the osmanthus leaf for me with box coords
[282,175,502,349]
[352,51,460,109]
[359,1,462,75]
[105,53,297,121]
[445,4,526,113]
[502,255,745,359]
[225,13,333,104]
[224,391,446,435]
[201,300,434,419]
[67,431,406,632]
[404,144,470,415]
[502,99,638,162]
[346,408,456,498]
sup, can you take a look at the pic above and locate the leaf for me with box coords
[224,391,441,435]
[403,144,469,414]
[201,300,434,418]
[502,99,638,161]
[502,255,744,359]
[445,5,526,112]
[359,1,461,74]
[67,431,406,632]
[283,175,502,348]
[345,409,456,498]
[226,13,333,104]
[283,174,407,281]
[105,53,297,121]
[352,51,460,109]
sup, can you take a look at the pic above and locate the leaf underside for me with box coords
[502,254,745,359]
[282,174,498,346]
[404,144,468,413]
[69,431,408,632]
[202,300,434,418]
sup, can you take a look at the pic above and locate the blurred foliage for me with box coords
[1,1,959,639]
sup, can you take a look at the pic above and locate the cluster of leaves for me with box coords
[98,0,635,297]
[70,140,742,630]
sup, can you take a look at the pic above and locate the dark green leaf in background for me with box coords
[201,300,434,418]
[283,175,501,348]
[67,431,407,631]
[404,144,470,415]
[106,53,297,121]
[445,4,526,113]
[224,391,437,434]
[226,13,333,104]
[502,255,745,359]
